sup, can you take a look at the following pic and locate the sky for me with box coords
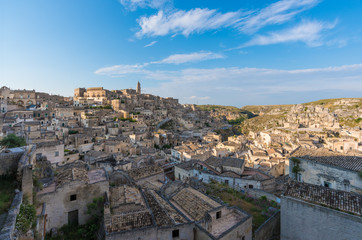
[1,0,362,107]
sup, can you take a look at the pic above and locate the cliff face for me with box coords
[238,98,362,133]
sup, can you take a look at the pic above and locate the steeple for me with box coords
[136,81,141,94]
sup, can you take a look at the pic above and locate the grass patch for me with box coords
[204,181,279,232]
[0,174,18,214]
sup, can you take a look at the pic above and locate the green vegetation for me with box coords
[46,197,104,240]
[16,197,36,233]
[228,116,247,125]
[197,104,241,113]
[119,117,137,122]
[237,113,286,135]
[160,120,174,130]
[0,134,26,148]
[68,130,78,135]
[359,171,362,178]
[291,157,303,178]
[204,181,279,232]
[241,104,292,115]
[0,174,18,214]
[339,117,362,128]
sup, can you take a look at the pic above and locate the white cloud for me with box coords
[144,41,158,47]
[239,0,320,33]
[242,20,336,47]
[136,9,242,37]
[95,51,223,76]
[134,0,322,38]
[119,0,171,11]
[152,51,224,64]
[95,64,146,76]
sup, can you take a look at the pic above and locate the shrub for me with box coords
[259,195,267,201]
[0,134,26,148]
[16,199,36,233]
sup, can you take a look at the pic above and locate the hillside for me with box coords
[198,98,362,134]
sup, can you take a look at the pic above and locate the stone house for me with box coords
[37,162,109,232]
[289,147,362,194]
[35,141,65,165]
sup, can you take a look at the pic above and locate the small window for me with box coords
[249,184,254,189]
[324,181,331,188]
[70,194,77,201]
[225,180,229,185]
[172,229,179,238]
[216,211,221,219]
[55,151,59,157]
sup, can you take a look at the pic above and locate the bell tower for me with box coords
[136,81,141,94]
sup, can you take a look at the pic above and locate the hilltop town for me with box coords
[0,84,361,240]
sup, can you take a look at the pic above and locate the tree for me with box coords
[0,134,26,148]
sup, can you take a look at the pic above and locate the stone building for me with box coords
[10,89,36,107]
[281,181,362,240]
[37,162,109,232]
[175,159,275,192]
[34,141,65,166]
[103,184,252,240]
[289,147,362,193]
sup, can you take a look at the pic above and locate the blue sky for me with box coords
[1,0,362,107]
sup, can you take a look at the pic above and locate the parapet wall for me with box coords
[281,196,362,240]
[0,152,24,176]
[0,191,23,240]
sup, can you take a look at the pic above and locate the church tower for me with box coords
[136,81,141,94]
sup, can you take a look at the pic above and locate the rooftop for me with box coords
[284,181,361,215]
[204,156,245,169]
[170,187,221,221]
[106,186,153,233]
[126,165,163,181]
[291,147,362,172]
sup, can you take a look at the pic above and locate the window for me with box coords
[55,151,59,157]
[248,184,254,189]
[216,211,221,219]
[225,180,229,185]
[70,194,77,201]
[324,181,331,188]
[340,146,343,150]
[172,229,179,238]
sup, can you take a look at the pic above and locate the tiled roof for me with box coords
[171,187,220,221]
[204,156,245,169]
[284,181,362,215]
[291,147,362,172]
[126,165,163,181]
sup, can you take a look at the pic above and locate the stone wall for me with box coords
[106,223,194,240]
[254,211,280,240]
[37,180,109,231]
[281,196,362,240]
[245,189,280,203]
[0,191,23,240]
[290,158,362,194]
[0,151,24,176]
